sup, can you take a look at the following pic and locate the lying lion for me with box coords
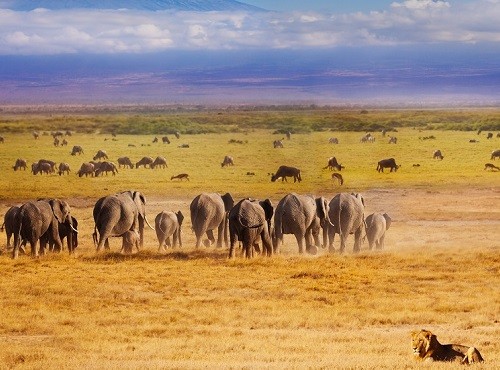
[411,329,484,364]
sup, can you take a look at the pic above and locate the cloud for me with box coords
[0,1,499,54]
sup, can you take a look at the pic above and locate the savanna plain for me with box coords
[0,107,499,369]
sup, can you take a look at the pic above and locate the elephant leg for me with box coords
[204,229,215,247]
[353,228,363,253]
[378,235,385,249]
[339,233,347,253]
[30,240,39,257]
[294,232,305,254]
[328,226,336,253]
[166,237,171,248]
[215,223,224,248]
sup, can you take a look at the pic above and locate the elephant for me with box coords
[12,199,74,259]
[365,213,391,250]
[228,198,273,258]
[190,192,234,248]
[93,190,155,252]
[273,193,331,255]
[327,193,365,253]
[2,205,20,249]
[49,215,78,253]
[155,210,184,251]
[120,230,140,254]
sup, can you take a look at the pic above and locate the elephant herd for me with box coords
[3,190,391,259]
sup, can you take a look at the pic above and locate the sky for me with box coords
[0,0,499,54]
[0,0,499,105]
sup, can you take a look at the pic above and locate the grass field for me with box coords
[0,109,499,368]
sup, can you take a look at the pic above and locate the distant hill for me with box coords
[0,0,265,11]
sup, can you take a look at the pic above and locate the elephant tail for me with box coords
[0,221,4,231]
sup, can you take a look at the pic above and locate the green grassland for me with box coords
[0,108,499,201]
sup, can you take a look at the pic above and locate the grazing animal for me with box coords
[487,132,493,139]
[77,162,95,177]
[150,156,168,169]
[93,149,108,161]
[171,173,189,181]
[331,173,344,185]
[94,161,118,176]
[270,165,302,182]
[13,158,28,171]
[70,145,84,155]
[162,136,170,144]
[32,162,52,175]
[58,163,71,176]
[411,329,483,364]
[32,131,39,140]
[174,131,180,139]
[491,149,500,160]
[0,136,4,143]
[388,136,397,144]
[497,133,500,138]
[412,164,421,167]
[360,133,375,143]
[433,150,444,160]
[178,144,190,148]
[117,157,134,169]
[328,137,339,144]
[221,155,234,167]
[484,163,500,171]
[469,139,478,143]
[135,156,154,168]
[377,158,400,173]
[152,137,158,143]
[324,157,344,171]
[273,139,284,148]
[53,138,60,147]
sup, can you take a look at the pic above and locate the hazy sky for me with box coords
[245,0,472,12]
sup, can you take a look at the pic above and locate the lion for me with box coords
[411,329,484,364]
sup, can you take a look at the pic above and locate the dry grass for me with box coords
[0,112,499,368]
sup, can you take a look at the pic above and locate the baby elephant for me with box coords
[121,230,140,254]
[155,210,184,251]
[365,212,391,250]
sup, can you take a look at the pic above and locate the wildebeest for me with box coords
[171,173,189,181]
[332,173,344,185]
[361,133,375,143]
[77,162,95,177]
[221,155,234,167]
[58,163,71,176]
[136,156,154,168]
[271,166,302,182]
[388,136,397,144]
[491,149,500,160]
[94,161,118,176]
[328,137,339,144]
[487,132,493,139]
[162,136,170,144]
[484,163,500,171]
[433,149,444,160]
[117,157,134,169]
[152,137,158,143]
[13,158,28,171]
[273,139,284,148]
[93,149,108,161]
[377,158,400,173]
[151,156,168,169]
[70,145,84,155]
[324,157,344,171]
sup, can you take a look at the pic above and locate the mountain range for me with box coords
[0,0,264,11]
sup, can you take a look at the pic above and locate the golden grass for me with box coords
[0,111,499,368]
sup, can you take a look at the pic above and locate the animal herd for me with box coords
[3,190,391,260]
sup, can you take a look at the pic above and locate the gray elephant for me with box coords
[365,212,391,250]
[190,192,234,248]
[327,193,365,253]
[93,190,154,252]
[155,210,184,251]
[228,198,274,258]
[49,215,78,253]
[120,230,140,254]
[12,199,74,258]
[273,193,331,255]
[2,205,20,249]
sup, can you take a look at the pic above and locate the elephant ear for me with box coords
[383,213,392,230]
[352,193,365,207]
[176,210,184,225]
[222,193,234,212]
[132,191,146,215]
[49,199,70,223]
[259,199,274,222]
